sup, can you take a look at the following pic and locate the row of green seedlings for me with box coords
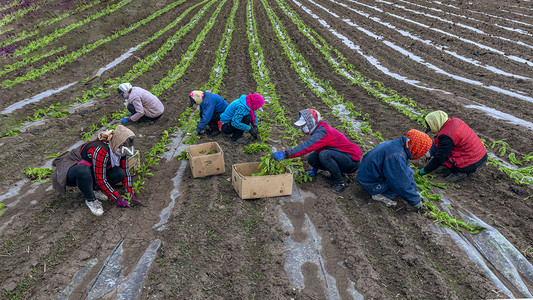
[0,1,184,82]
[82,0,229,199]
[260,0,380,150]
[413,170,485,234]
[0,0,186,88]
[0,0,105,48]
[177,0,239,157]
[124,0,227,145]
[11,0,131,57]
[259,0,484,234]
[485,140,533,198]
[124,127,177,202]
[0,2,39,34]
[273,0,530,192]
[0,0,23,13]
[273,0,427,125]
[14,0,227,203]
[242,0,310,184]
[0,0,214,140]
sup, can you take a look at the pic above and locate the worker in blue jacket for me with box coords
[189,91,229,137]
[357,130,432,209]
[220,93,264,144]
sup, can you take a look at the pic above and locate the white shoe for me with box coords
[371,194,397,207]
[94,190,108,201]
[86,200,103,216]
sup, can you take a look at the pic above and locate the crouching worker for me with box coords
[420,110,487,182]
[189,90,229,137]
[52,125,137,216]
[220,93,264,144]
[357,129,432,208]
[271,109,361,193]
[117,83,164,124]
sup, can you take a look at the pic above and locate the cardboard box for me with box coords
[232,162,293,199]
[128,150,140,175]
[188,142,225,178]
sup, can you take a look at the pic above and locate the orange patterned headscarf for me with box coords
[406,129,432,160]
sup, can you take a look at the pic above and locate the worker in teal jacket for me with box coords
[220,93,264,144]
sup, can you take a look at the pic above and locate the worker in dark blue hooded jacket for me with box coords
[189,91,229,137]
[357,129,433,209]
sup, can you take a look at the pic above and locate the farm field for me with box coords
[0,0,532,299]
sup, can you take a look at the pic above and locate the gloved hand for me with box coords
[196,130,205,136]
[307,168,318,177]
[249,125,259,140]
[115,196,130,208]
[271,151,285,161]
[130,195,138,202]
[419,168,427,176]
[121,117,131,124]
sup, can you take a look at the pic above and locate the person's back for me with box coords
[202,92,228,114]
[220,95,246,124]
[357,138,408,187]
[436,117,486,168]
[129,87,164,120]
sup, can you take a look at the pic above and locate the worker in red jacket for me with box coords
[419,110,487,182]
[52,125,137,216]
[271,109,361,193]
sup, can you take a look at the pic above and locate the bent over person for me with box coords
[220,93,264,144]
[357,129,432,209]
[189,90,229,137]
[52,125,137,216]
[117,83,164,124]
[271,109,361,193]
[419,110,487,182]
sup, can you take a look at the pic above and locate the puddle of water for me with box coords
[466,104,533,131]
[153,162,187,231]
[1,82,78,115]
[84,238,162,299]
[95,44,141,76]
[459,211,533,298]
[432,195,533,297]
[55,258,98,300]
[276,185,361,298]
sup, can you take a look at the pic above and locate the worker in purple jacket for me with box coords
[271,109,361,193]
[117,83,164,123]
